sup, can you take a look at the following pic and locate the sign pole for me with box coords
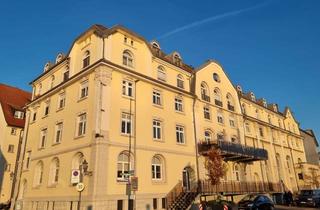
[77,191,82,210]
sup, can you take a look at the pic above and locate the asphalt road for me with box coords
[275,205,319,210]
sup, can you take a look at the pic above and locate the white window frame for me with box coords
[122,50,134,68]
[39,128,47,149]
[58,92,66,109]
[152,90,162,106]
[177,75,184,89]
[54,122,63,144]
[157,66,166,82]
[204,130,212,143]
[122,80,133,97]
[175,97,183,112]
[79,80,89,99]
[14,110,24,119]
[44,101,50,116]
[117,152,132,181]
[151,156,163,180]
[203,106,211,120]
[176,125,185,144]
[153,119,162,140]
[77,113,87,137]
[217,113,224,124]
[121,112,132,135]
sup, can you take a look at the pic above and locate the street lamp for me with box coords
[77,159,92,210]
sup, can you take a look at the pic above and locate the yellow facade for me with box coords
[0,109,23,203]
[10,24,311,210]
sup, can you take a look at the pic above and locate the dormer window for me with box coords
[250,92,256,101]
[173,52,182,65]
[14,110,24,119]
[151,41,160,50]
[262,99,267,107]
[83,50,90,68]
[273,104,278,112]
[55,53,64,64]
[236,85,242,93]
[43,62,51,72]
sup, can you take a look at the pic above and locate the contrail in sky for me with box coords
[157,0,272,40]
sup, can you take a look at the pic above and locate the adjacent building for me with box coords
[0,84,31,205]
[10,24,314,210]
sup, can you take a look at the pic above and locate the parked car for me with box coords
[238,194,274,210]
[295,189,320,207]
[206,199,234,210]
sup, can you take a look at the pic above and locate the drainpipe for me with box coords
[190,74,200,191]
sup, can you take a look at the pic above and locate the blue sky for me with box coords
[1,0,319,141]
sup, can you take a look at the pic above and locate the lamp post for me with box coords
[127,80,139,210]
[77,159,92,210]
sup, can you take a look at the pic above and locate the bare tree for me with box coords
[303,168,320,188]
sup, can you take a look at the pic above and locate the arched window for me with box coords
[177,74,184,89]
[213,73,220,82]
[157,66,166,81]
[33,161,44,186]
[286,155,292,174]
[152,155,164,180]
[122,50,134,67]
[204,130,212,143]
[200,82,210,102]
[234,164,240,181]
[49,158,60,185]
[72,152,84,170]
[231,136,239,144]
[226,93,234,111]
[83,50,90,68]
[117,151,133,180]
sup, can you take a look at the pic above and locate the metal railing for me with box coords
[198,140,268,161]
[227,104,234,111]
[215,99,223,107]
[201,94,211,102]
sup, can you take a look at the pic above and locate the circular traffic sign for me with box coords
[76,182,85,192]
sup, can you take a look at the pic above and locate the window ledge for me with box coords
[175,110,185,115]
[151,179,166,184]
[38,147,45,151]
[42,115,49,119]
[52,142,61,146]
[153,139,165,143]
[74,135,85,140]
[116,179,129,184]
[153,104,163,109]
[122,95,135,100]
[32,185,41,189]
[78,96,88,102]
[176,142,186,146]
[56,107,64,112]
[47,183,58,188]
[204,118,212,122]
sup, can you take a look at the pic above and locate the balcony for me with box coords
[198,140,268,162]
[215,99,223,107]
[227,104,235,111]
[201,94,211,102]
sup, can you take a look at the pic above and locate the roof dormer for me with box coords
[150,40,161,50]
[43,62,52,72]
[55,53,65,64]
[236,85,242,94]
[250,92,256,102]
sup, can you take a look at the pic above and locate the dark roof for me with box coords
[300,129,319,147]
[0,84,31,128]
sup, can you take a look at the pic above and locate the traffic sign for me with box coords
[76,182,85,192]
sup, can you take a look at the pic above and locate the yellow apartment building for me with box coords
[10,24,312,210]
[0,84,31,206]
[237,88,306,192]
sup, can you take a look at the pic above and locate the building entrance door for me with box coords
[182,168,191,191]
